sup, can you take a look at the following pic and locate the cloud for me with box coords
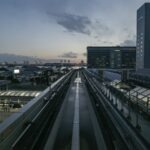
[88,19,113,42]
[83,53,87,57]
[59,51,78,58]
[54,13,91,35]
[120,40,136,46]
[53,13,112,39]
[120,35,136,46]
[0,0,144,59]
[102,41,114,45]
[0,53,45,63]
[93,20,111,35]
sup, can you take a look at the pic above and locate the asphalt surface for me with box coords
[52,82,75,150]
[44,71,105,150]
[79,82,98,150]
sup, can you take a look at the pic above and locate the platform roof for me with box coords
[0,90,41,97]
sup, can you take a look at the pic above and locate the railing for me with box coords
[0,71,74,150]
[83,70,150,150]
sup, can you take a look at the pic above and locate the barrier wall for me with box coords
[0,72,70,150]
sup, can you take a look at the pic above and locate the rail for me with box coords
[0,70,74,150]
[83,70,150,150]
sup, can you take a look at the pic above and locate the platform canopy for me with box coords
[126,86,150,103]
[0,90,41,97]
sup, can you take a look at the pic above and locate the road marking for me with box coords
[71,72,80,150]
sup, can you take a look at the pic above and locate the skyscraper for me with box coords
[136,3,150,70]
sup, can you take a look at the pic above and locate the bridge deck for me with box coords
[44,71,106,150]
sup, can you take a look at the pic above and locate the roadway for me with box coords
[44,71,107,150]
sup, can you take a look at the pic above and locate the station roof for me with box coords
[110,80,150,103]
[126,86,150,103]
[0,90,41,97]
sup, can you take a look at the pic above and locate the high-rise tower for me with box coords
[136,3,150,70]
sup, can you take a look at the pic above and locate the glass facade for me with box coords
[87,47,136,69]
[136,3,150,70]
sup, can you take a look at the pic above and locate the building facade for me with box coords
[87,46,136,69]
[136,3,150,70]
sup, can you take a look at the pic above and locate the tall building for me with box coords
[136,3,150,70]
[87,46,136,69]
[87,47,111,68]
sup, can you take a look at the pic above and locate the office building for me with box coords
[87,46,136,69]
[136,3,150,70]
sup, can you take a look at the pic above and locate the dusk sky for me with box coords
[0,0,148,62]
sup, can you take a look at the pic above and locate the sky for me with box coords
[0,0,149,62]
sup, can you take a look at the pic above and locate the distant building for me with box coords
[87,46,136,69]
[136,3,150,70]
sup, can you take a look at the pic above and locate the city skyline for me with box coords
[0,0,148,62]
